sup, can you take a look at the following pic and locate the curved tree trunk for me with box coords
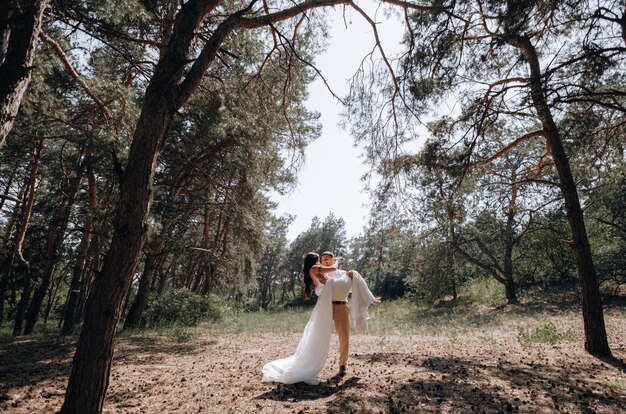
[514,36,611,356]
[60,0,356,410]
[60,2,223,411]
[125,217,177,329]
[60,91,174,412]
[0,0,50,147]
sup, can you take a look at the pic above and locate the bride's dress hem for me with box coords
[260,279,334,385]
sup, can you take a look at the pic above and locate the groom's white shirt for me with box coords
[315,269,350,300]
[315,269,376,333]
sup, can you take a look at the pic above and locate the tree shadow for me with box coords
[115,335,213,362]
[598,354,626,374]
[0,337,73,401]
[0,333,216,405]
[331,353,625,413]
[602,294,626,308]
[255,376,361,402]
[352,351,420,367]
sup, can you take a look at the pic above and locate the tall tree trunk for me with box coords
[11,262,30,335]
[503,177,518,304]
[0,161,17,212]
[10,138,42,336]
[124,246,165,329]
[62,160,96,335]
[260,252,277,310]
[23,160,84,334]
[60,2,222,411]
[0,175,27,326]
[0,1,13,64]
[74,175,113,329]
[157,263,168,294]
[514,36,611,356]
[280,276,288,302]
[61,0,349,410]
[43,274,61,325]
[0,0,50,147]
[2,171,29,245]
[447,197,457,302]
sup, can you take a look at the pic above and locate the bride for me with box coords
[261,252,378,385]
[260,252,337,385]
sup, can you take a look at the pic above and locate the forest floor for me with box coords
[1,296,625,413]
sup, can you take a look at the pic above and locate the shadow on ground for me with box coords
[0,337,73,402]
[0,332,213,407]
[337,351,626,413]
[115,334,212,362]
[255,376,361,402]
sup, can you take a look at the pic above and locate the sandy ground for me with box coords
[1,318,625,414]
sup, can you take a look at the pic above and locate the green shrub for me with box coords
[141,290,225,328]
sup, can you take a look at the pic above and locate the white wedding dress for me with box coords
[261,278,334,385]
[261,270,376,385]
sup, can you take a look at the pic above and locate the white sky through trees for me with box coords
[270,6,405,242]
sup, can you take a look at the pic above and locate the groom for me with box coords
[315,251,380,378]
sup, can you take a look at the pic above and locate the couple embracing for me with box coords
[261,251,380,385]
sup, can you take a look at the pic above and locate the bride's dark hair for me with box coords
[302,252,320,301]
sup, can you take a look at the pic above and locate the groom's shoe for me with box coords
[338,365,346,377]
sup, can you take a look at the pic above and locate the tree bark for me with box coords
[0,1,13,64]
[11,261,30,336]
[62,159,96,335]
[0,161,17,212]
[123,224,171,330]
[60,1,223,411]
[513,35,611,356]
[43,271,62,325]
[503,177,518,304]
[123,253,156,329]
[11,138,43,336]
[23,159,84,334]
[0,172,27,327]
[0,0,50,147]
[60,0,358,411]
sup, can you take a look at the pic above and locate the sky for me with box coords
[269,6,406,242]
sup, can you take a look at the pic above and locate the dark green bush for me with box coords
[141,290,225,327]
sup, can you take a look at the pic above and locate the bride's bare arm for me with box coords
[311,265,335,286]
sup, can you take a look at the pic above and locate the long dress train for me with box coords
[261,278,334,385]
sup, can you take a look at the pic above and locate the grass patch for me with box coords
[198,297,525,337]
[0,319,67,344]
[516,322,576,346]
[365,296,520,336]
[0,330,13,345]
[202,306,311,334]
[457,277,505,306]
[171,325,196,343]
